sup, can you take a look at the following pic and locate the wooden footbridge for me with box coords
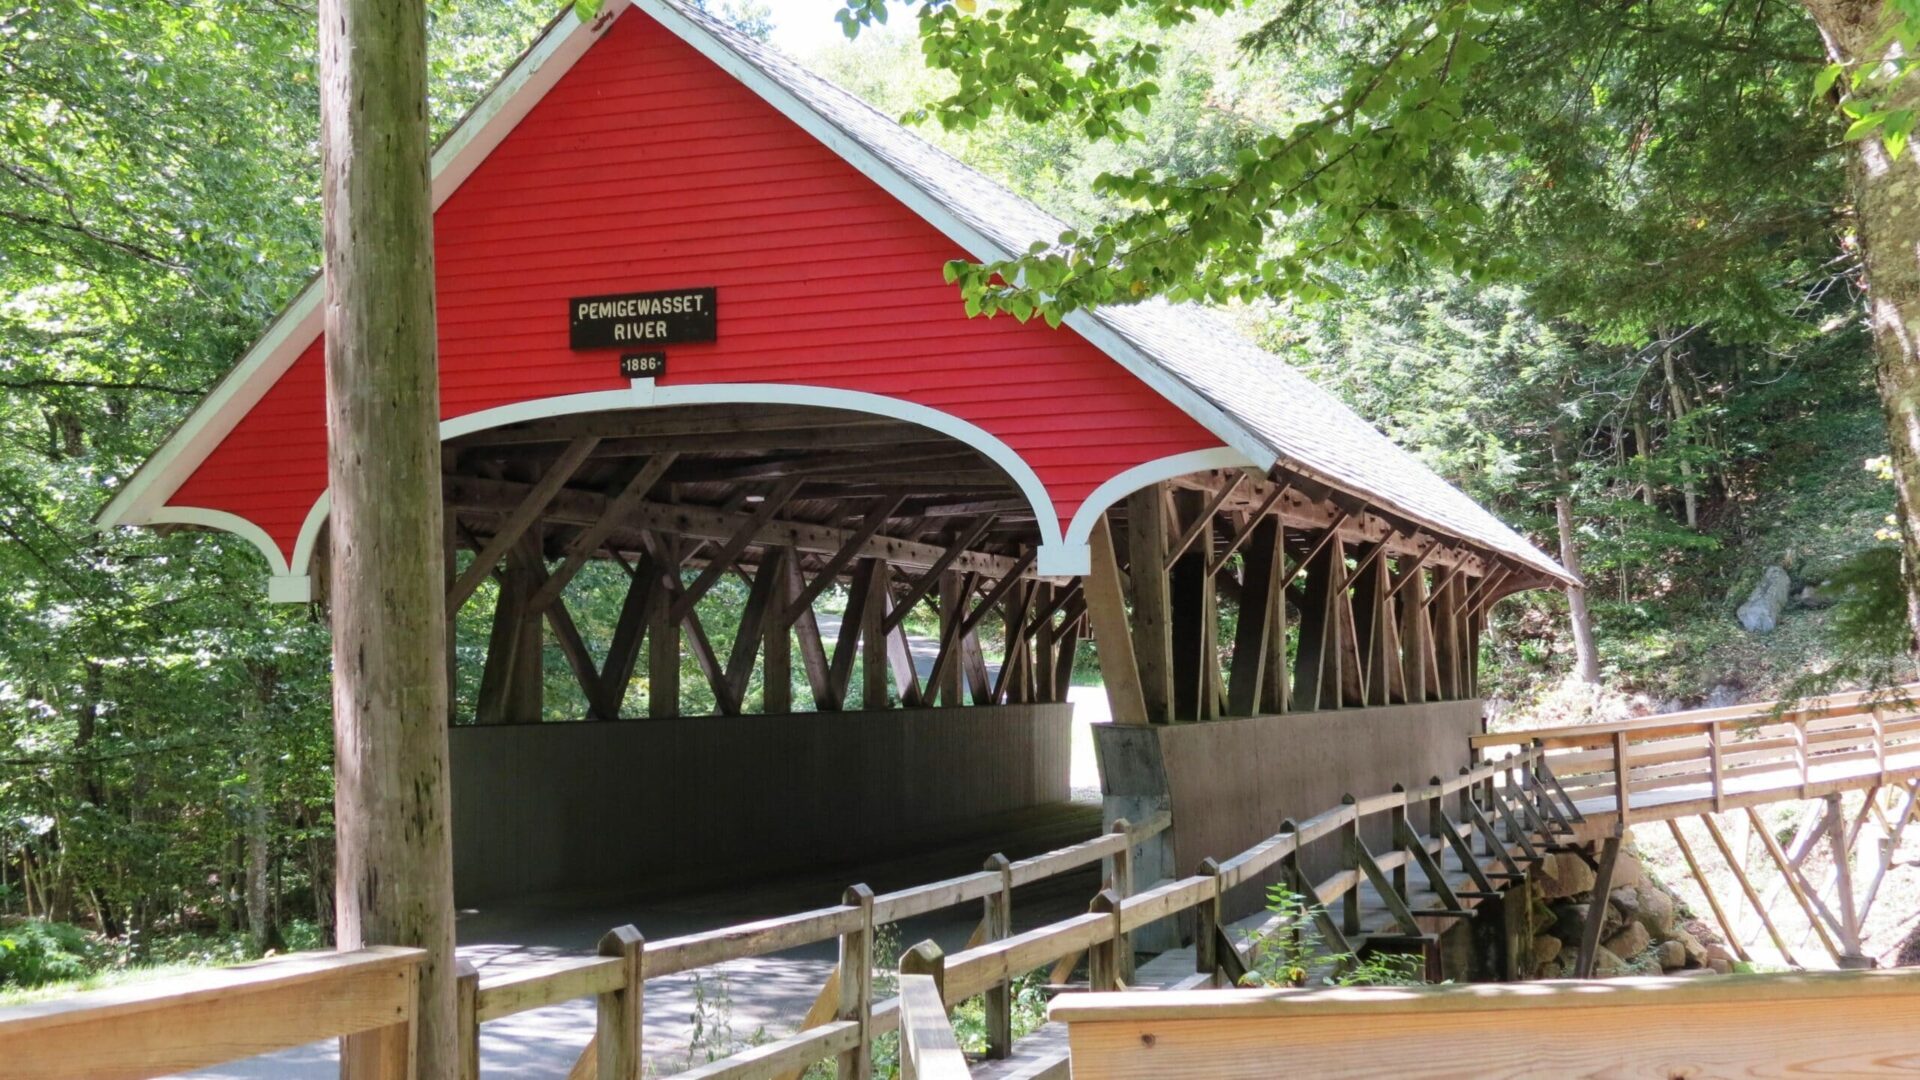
[11,685,1917,1079]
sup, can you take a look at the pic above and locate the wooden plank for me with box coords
[898,974,969,1080]
[674,1021,861,1080]
[1667,818,1751,964]
[669,477,805,623]
[526,452,678,613]
[1052,971,1920,1079]
[1085,515,1148,726]
[882,515,998,633]
[475,956,625,1022]
[0,948,421,1080]
[1745,806,1842,964]
[647,905,864,978]
[1700,813,1799,967]
[448,437,597,610]
[784,548,833,709]
[1162,473,1240,572]
[790,492,911,613]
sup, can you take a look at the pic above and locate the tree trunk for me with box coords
[1551,424,1601,684]
[1804,0,1920,650]
[1663,345,1699,529]
[240,667,280,956]
[318,0,457,1072]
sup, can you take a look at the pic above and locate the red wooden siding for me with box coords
[168,8,1224,562]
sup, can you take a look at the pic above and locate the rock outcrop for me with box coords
[1523,843,1725,979]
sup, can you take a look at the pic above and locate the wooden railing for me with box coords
[462,746,1581,1078]
[1472,683,1920,825]
[0,946,424,1080]
[1048,968,1920,1078]
[459,811,1170,1080]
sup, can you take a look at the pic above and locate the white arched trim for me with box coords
[148,506,311,602]
[287,381,1081,587]
[1063,447,1262,550]
[149,507,292,576]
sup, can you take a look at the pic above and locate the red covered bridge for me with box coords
[99,0,1569,915]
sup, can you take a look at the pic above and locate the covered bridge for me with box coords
[98,0,1569,911]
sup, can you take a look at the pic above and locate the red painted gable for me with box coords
[168,8,1224,565]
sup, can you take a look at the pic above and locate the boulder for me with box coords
[1538,961,1564,980]
[1611,850,1643,889]
[1538,851,1597,899]
[1553,900,1621,942]
[1594,948,1631,977]
[1633,884,1677,937]
[1673,927,1708,966]
[1610,885,1640,921]
[1657,940,1688,971]
[1604,920,1651,961]
[1738,566,1792,633]
[1708,957,1734,975]
[1532,934,1564,966]
[1705,942,1737,966]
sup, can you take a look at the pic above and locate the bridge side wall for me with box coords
[450,703,1073,904]
[1096,700,1484,924]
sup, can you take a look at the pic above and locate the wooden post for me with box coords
[1085,515,1148,725]
[1126,485,1175,723]
[455,960,478,1080]
[899,939,947,1002]
[1338,796,1361,938]
[859,559,889,710]
[596,926,643,1080]
[1105,818,1137,984]
[319,0,457,1067]
[1167,488,1216,722]
[650,537,681,719]
[1574,836,1622,978]
[1089,889,1124,991]
[1826,793,1867,967]
[1709,721,1725,813]
[1227,516,1281,717]
[981,854,1012,1060]
[1612,730,1632,827]
[762,550,792,715]
[837,885,874,1080]
[1195,858,1227,984]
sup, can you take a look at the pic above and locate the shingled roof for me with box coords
[655,0,1567,583]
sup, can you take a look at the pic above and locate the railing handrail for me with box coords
[0,946,423,1080]
[1472,683,1920,750]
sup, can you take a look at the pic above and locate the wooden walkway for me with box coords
[1478,684,1920,971]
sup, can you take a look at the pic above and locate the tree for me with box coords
[842,0,1920,653]
[1802,1,1920,646]
[317,0,456,1071]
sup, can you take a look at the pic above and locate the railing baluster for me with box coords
[837,886,874,1080]
[596,926,644,1080]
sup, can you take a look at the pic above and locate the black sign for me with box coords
[570,287,716,349]
[621,352,667,379]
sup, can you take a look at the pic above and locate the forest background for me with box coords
[0,0,1902,982]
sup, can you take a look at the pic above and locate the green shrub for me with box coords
[0,918,101,989]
